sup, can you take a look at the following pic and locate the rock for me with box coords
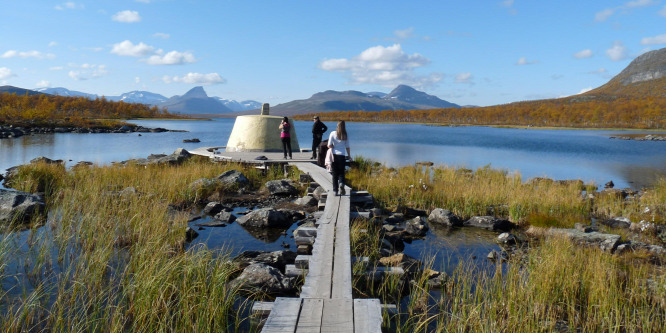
[217,170,250,187]
[548,228,622,253]
[183,138,200,143]
[487,250,499,261]
[236,208,292,228]
[604,180,614,189]
[379,253,421,274]
[212,211,236,223]
[602,217,632,229]
[233,250,298,271]
[278,209,305,222]
[615,241,666,256]
[427,208,463,227]
[188,178,217,192]
[265,179,299,196]
[497,233,517,245]
[312,186,326,200]
[426,270,449,289]
[385,213,404,225]
[403,207,427,217]
[185,227,198,242]
[464,216,515,231]
[30,156,63,165]
[230,263,295,294]
[599,188,628,199]
[0,189,45,223]
[203,202,225,216]
[574,223,596,233]
[404,216,428,237]
[294,195,318,207]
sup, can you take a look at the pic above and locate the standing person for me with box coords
[311,115,328,159]
[279,116,292,159]
[327,120,351,195]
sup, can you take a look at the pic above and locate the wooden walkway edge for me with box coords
[189,148,383,332]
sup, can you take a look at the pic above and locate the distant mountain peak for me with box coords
[182,86,208,98]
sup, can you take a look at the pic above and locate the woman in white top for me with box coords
[327,120,351,195]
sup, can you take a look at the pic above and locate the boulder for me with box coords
[212,211,236,223]
[602,217,632,229]
[464,216,515,231]
[404,216,428,237]
[30,156,63,165]
[236,208,292,228]
[203,202,226,216]
[427,208,463,227]
[497,232,517,245]
[233,250,298,271]
[548,228,622,253]
[312,186,326,200]
[0,189,45,223]
[265,179,299,196]
[231,263,295,294]
[217,170,250,187]
[293,195,318,207]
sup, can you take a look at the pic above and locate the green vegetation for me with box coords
[0,158,297,332]
[0,92,186,129]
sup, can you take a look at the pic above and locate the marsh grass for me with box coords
[347,157,666,227]
[0,158,298,332]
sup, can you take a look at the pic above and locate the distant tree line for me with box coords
[0,93,183,128]
[298,95,665,129]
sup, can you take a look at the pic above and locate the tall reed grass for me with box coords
[347,157,665,227]
[0,158,297,332]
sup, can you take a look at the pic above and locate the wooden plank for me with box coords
[261,297,302,333]
[296,298,324,333]
[300,221,334,299]
[353,299,382,333]
[332,194,352,299]
[321,299,354,333]
[252,301,274,317]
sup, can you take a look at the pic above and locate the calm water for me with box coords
[2,118,665,189]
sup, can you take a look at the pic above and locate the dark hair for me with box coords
[283,116,289,123]
[336,120,347,141]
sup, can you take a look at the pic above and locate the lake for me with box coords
[2,118,665,189]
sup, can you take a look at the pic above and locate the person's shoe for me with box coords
[333,190,338,196]
[339,184,346,195]
[284,156,287,159]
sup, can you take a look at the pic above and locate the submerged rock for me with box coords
[231,263,295,294]
[236,208,291,228]
[0,189,45,223]
[464,216,515,231]
[233,250,297,271]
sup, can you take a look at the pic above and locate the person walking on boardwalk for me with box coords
[327,120,351,195]
[279,116,292,159]
[311,115,328,159]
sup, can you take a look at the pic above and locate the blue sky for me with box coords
[1,0,665,106]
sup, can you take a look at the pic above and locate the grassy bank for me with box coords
[0,158,297,332]
[347,157,666,227]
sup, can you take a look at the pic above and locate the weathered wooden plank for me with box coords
[294,162,332,189]
[332,194,352,299]
[300,221,335,299]
[321,299,354,333]
[251,301,274,317]
[285,264,308,278]
[261,297,302,333]
[296,298,324,333]
[353,299,382,333]
[295,255,311,269]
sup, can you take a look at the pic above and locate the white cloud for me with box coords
[455,72,473,84]
[50,66,64,71]
[112,10,141,23]
[144,51,196,65]
[0,67,15,80]
[68,63,108,80]
[136,0,151,3]
[1,50,55,59]
[35,80,51,88]
[641,33,666,45]
[162,72,225,85]
[515,57,538,65]
[319,44,442,88]
[660,5,666,16]
[48,41,58,47]
[606,41,628,61]
[589,67,608,74]
[135,77,141,84]
[153,32,170,39]
[595,8,615,21]
[574,49,593,59]
[55,2,80,10]
[578,87,594,94]
[393,27,415,40]
[624,0,657,8]
[501,0,514,7]
[110,40,155,57]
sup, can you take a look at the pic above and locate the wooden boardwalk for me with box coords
[190,147,383,332]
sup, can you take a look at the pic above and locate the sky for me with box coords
[1,0,665,107]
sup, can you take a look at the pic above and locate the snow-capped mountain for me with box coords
[215,98,262,112]
[35,87,98,99]
[114,91,168,104]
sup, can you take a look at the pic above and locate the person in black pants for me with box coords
[327,120,350,195]
[279,116,292,159]
[311,115,328,159]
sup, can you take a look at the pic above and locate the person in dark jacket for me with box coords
[311,115,328,159]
